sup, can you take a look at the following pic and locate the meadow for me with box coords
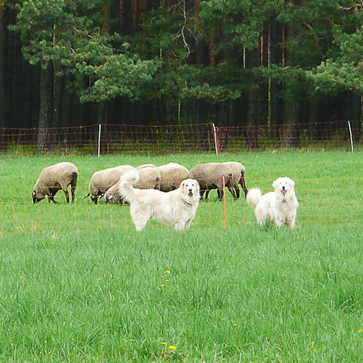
[0,151,362,362]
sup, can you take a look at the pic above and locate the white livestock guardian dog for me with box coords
[247,177,299,228]
[119,170,200,231]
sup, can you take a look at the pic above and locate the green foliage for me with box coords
[310,25,363,94]
[10,0,159,102]
[4,0,363,110]
[200,0,277,49]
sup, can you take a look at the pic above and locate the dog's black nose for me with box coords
[282,186,285,190]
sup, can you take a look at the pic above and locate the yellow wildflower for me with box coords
[169,345,177,350]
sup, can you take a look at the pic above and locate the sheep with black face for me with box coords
[84,165,135,204]
[32,162,78,204]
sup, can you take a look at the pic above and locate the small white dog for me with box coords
[119,170,200,231]
[246,177,299,228]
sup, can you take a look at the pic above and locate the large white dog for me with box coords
[246,177,299,228]
[119,170,200,231]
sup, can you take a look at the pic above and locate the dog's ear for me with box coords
[287,177,295,188]
[194,180,200,194]
[180,180,186,195]
[272,178,280,189]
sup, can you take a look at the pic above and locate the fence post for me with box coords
[212,123,219,155]
[347,121,354,152]
[223,175,227,229]
[97,124,102,157]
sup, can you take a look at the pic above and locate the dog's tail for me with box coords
[246,188,262,210]
[118,170,140,204]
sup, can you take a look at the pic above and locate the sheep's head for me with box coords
[32,190,45,203]
[105,194,112,203]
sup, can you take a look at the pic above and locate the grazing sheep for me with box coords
[156,162,189,192]
[32,162,78,204]
[104,167,161,204]
[84,165,135,204]
[222,161,248,199]
[189,162,235,201]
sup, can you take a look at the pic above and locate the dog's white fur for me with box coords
[246,177,299,228]
[119,170,200,231]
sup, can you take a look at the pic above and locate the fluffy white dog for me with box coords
[246,177,299,228]
[119,170,200,231]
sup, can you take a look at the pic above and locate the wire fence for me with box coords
[1,176,362,235]
[0,121,361,155]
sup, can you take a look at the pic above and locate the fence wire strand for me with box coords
[1,176,362,235]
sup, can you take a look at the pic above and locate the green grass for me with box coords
[0,151,363,362]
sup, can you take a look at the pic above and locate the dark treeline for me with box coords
[0,1,362,140]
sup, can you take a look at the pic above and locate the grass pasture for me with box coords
[0,151,362,362]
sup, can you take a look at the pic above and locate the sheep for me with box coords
[104,167,161,204]
[137,164,156,169]
[156,162,189,192]
[205,162,247,200]
[221,162,248,199]
[32,162,78,204]
[189,162,235,201]
[84,165,135,204]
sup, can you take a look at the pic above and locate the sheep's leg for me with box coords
[205,190,210,200]
[71,187,76,202]
[199,190,205,200]
[239,176,248,199]
[48,194,58,204]
[59,182,70,203]
[71,181,77,202]
[234,186,240,199]
[218,188,223,201]
[227,186,235,199]
[91,196,98,205]
[63,189,70,203]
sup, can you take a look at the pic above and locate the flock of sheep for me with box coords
[31,161,248,205]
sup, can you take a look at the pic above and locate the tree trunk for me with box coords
[282,0,301,147]
[53,65,63,127]
[0,6,5,127]
[282,98,299,147]
[37,62,54,153]
[246,47,262,148]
